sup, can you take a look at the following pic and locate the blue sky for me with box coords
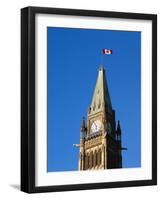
[47,27,141,172]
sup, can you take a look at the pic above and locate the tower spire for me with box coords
[116,120,121,140]
[88,67,112,115]
[77,67,124,170]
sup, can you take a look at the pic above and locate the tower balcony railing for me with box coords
[86,130,103,140]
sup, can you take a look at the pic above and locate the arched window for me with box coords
[97,149,102,166]
[95,151,98,166]
[93,150,97,167]
[80,153,82,169]
[89,152,93,169]
[97,150,100,166]
[85,153,88,170]
[100,150,102,165]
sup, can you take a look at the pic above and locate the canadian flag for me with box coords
[102,49,112,55]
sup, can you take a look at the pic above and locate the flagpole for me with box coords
[100,50,104,67]
[101,49,112,67]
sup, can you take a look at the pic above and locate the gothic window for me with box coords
[92,153,95,168]
[88,154,90,169]
[80,153,82,169]
[99,150,102,165]
[84,154,87,169]
[88,153,91,169]
[85,154,88,170]
[93,150,97,167]
[96,151,98,166]
[97,149,102,166]
[89,152,93,169]
[91,152,93,168]
[97,150,100,166]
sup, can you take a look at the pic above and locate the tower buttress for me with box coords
[78,117,87,170]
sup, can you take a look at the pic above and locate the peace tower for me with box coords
[78,67,123,170]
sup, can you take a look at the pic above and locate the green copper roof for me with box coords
[88,67,112,115]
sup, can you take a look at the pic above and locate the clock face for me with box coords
[91,120,102,133]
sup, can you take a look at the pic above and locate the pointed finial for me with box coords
[80,117,87,140]
[117,120,120,126]
[117,120,121,130]
[117,120,121,138]
[98,65,105,72]
[80,117,86,132]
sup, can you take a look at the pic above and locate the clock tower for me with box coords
[78,67,123,170]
